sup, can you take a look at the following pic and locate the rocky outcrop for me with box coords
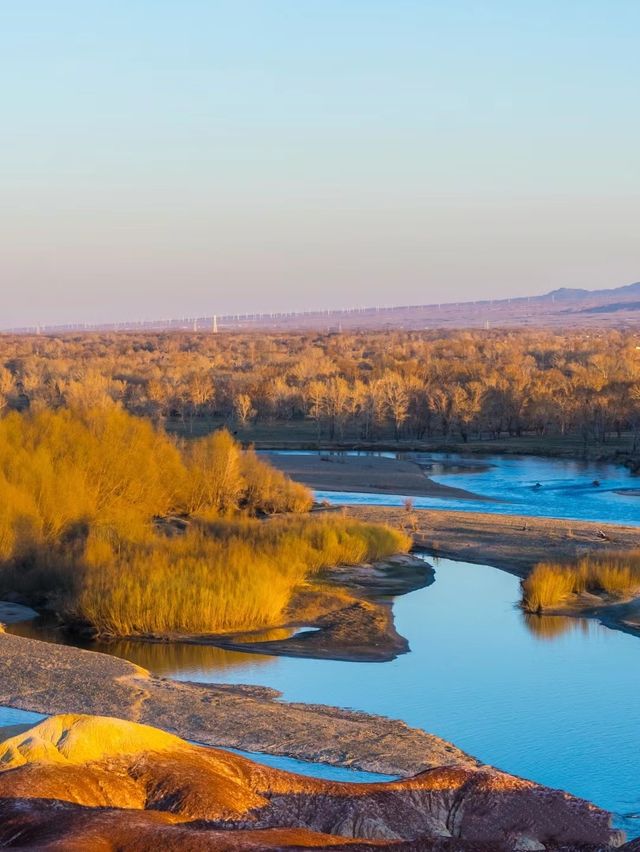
[0,715,624,851]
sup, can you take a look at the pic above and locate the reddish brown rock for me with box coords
[0,715,624,851]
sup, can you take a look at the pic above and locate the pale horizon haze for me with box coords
[2,1,639,328]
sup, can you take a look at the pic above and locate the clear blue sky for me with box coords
[2,1,639,327]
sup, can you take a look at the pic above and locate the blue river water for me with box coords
[13,556,639,834]
[308,451,640,525]
[75,557,636,836]
[3,452,640,835]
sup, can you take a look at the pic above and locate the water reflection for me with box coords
[521,611,601,641]
[9,619,276,677]
[90,639,274,676]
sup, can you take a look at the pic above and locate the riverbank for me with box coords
[0,629,473,776]
[346,505,640,576]
[525,592,640,641]
[348,506,640,644]
[167,415,640,472]
[266,452,488,500]
[208,554,433,662]
[6,553,430,664]
[10,506,639,659]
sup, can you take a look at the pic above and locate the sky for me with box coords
[1,1,639,328]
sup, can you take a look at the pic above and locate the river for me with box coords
[5,452,640,835]
[279,450,640,525]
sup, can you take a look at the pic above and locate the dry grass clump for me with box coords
[521,565,577,611]
[203,515,410,568]
[0,407,408,636]
[75,517,409,637]
[522,550,640,612]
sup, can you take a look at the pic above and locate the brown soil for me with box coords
[207,555,434,662]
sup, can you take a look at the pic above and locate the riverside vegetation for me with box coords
[522,551,640,612]
[0,406,409,637]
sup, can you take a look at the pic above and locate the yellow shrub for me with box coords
[522,564,577,611]
[74,517,409,637]
[523,550,640,612]
[0,408,407,637]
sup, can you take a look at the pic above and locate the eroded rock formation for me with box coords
[0,714,625,851]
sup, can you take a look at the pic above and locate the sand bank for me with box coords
[266,453,488,500]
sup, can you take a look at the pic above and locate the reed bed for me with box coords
[75,517,410,637]
[0,408,312,562]
[0,407,409,636]
[522,550,640,612]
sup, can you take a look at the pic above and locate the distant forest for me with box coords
[0,329,639,449]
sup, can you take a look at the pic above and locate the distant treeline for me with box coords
[0,329,639,447]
